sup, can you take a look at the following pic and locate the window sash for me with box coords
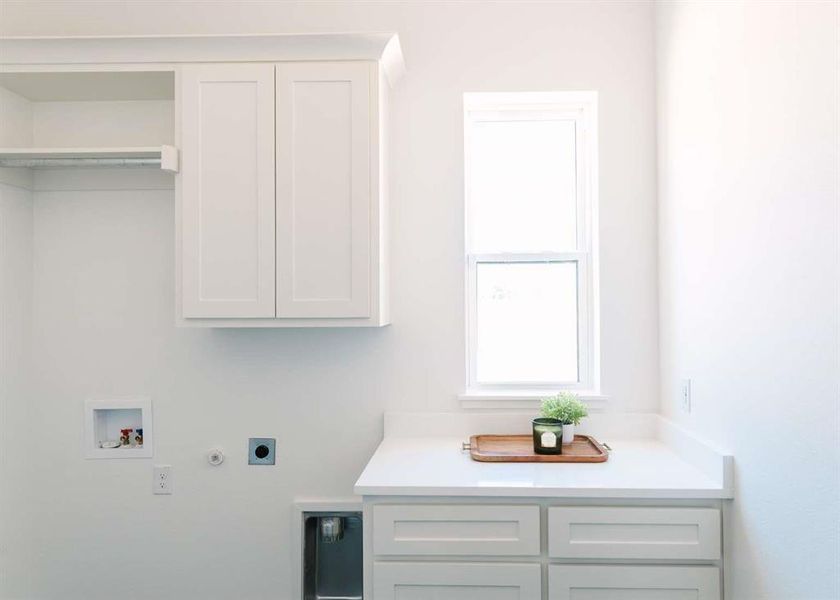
[466,252,593,391]
[464,110,591,255]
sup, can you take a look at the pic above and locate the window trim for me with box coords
[463,91,600,397]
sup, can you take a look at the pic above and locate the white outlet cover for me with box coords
[680,379,692,413]
[153,465,172,495]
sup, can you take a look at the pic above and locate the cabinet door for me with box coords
[374,562,541,600]
[275,62,372,318]
[180,64,276,318]
[549,565,720,600]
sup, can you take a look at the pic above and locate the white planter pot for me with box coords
[562,424,575,445]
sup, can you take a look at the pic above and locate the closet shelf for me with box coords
[0,145,179,172]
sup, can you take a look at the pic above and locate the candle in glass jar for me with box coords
[532,418,563,455]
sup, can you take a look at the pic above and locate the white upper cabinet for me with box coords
[275,62,373,319]
[0,33,402,326]
[178,60,391,327]
[180,64,276,318]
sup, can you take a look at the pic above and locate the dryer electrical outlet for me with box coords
[248,438,276,465]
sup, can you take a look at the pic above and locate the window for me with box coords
[464,92,599,395]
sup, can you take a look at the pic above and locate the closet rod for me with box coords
[0,157,162,168]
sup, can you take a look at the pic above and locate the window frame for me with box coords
[463,91,600,396]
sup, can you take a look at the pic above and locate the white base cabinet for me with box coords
[373,562,541,600]
[365,501,723,600]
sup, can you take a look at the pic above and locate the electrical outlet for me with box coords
[248,438,276,465]
[153,465,172,495]
[680,379,692,413]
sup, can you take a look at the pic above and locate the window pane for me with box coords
[475,261,578,384]
[468,118,577,253]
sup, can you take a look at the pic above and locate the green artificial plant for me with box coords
[540,392,588,425]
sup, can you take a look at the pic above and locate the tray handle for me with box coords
[461,441,471,451]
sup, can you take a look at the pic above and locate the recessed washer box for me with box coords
[248,438,276,465]
[84,398,153,459]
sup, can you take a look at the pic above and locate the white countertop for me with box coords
[354,413,733,499]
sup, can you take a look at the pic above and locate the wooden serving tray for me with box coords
[468,434,609,463]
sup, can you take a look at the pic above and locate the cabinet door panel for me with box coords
[549,565,720,600]
[180,63,276,318]
[275,62,372,318]
[374,562,541,600]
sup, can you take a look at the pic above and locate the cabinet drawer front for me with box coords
[374,562,541,600]
[549,565,721,600]
[373,504,540,556]
[548,507,720,560]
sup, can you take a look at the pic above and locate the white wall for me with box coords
[656,2,840,598]
[0,82,35,600]
[0,182,33,600]
[0,2,659,599]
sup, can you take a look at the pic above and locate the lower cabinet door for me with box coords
[374,562,541,600]
[549,565,721,600]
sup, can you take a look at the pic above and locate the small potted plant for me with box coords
[540,392,588,447]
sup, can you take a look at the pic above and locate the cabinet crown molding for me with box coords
[0,32,406,86]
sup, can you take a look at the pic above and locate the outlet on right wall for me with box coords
[656,1,839,598]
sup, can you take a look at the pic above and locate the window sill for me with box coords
[458,390,609,410]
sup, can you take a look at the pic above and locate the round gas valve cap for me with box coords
[207,448,225,466]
